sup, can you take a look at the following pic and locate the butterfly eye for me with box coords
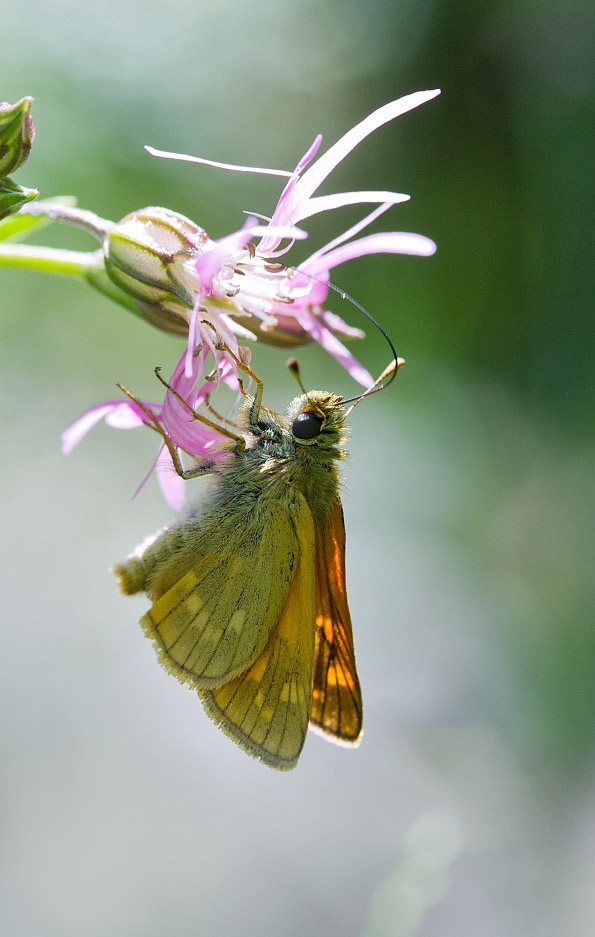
[292,411,323,440]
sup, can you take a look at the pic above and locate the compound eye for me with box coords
[292,411,323,440]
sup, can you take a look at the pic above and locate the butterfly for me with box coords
[114,350,397,770]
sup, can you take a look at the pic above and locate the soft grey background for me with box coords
[2,1,594,935]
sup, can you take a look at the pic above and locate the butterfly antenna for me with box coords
[322,280,403,408]
[281,265,401,403]
[342,357,405,415]
[286,357,307,394]
[328,280,398,373]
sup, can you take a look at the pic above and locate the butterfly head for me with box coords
[285,391,347,454]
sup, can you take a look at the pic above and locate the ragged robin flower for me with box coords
[66,89,440,506]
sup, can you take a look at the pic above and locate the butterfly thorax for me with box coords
[230,389,348,527]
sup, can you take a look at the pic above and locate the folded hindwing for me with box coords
[140,489,303,689]
[200,488,316,771]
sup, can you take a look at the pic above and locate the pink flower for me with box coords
[67,90,440,505]
[147,88,440,387]
[63,337,243,508]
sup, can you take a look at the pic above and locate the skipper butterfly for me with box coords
[115,351,397,770]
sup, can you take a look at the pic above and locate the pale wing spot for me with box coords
[201,622,223,645]
[155,608,193,648]
[166,609,211,665]
[251,713,274,745]
[280,682,290,703]
[237,689,264,734]
[184,592,204,617]
[168,608,210,652]
[227,685,258,724]
[184,625,223,670]
[261,704,277,724]
[250,656,268,684]
[228,609,247,633]
[266,704,290,751]
[290,681,298,706]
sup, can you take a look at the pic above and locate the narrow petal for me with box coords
[105,404,156,429]
[258,89,440,254]
[61,400,150,454]
[162,345,240,459]
[145,145,293,178]
[286,90,441,216]
[293,190,409,222]
[293,134,323,174]
[293,307,373,387]
[195,219,256,297]
[301,203,394,269]
[155,446,187,510]
[130,448,162,501]
[303,231,437,276]
[264,135,323,247]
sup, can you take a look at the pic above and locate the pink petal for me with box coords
[155,446,187,510]
[105,405,155,429]
[196,219,256,297]
[276,89,441,227]
[145,145,293,179]
[162,345,240,460]
[196,220,307,300]
[61,400,150,454]
[293,307,373,387]
[293,134,323,174]
[268,135,323,241]
[302,203,394,268]
[303,231,437,276]
[276,268,329,308]
[293,190,410,222]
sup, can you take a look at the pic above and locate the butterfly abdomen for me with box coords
[114,524,190,596]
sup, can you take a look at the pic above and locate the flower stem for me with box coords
[18,200,113,240]
[0,242,104,277]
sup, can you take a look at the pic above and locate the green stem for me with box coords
[0,239,165,321]
[18,200,113,240]
[0,242,104,276]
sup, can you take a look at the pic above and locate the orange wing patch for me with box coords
[200,494,317,771]
[310,499,363,746]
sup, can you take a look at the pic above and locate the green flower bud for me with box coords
[0,97,35,176]
[104,206,206,317]
[0,176,38,220]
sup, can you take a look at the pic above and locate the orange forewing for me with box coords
[310,499,363,745]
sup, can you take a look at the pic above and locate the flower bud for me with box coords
[0,176,38,220]
[0,97,35,176]
[104,206,207,317]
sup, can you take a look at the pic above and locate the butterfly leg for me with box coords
[115,377,245,481]
[208,338,264,424]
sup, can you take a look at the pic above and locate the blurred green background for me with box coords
[2,1,594,935]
